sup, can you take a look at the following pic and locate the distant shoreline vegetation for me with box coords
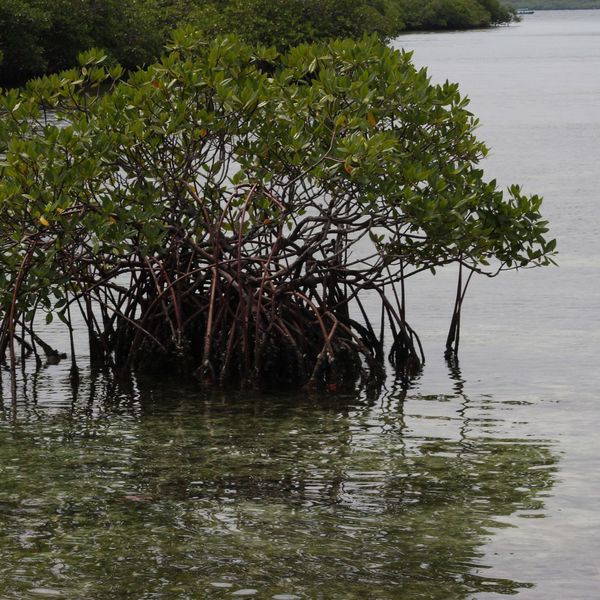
[504,0,600,9]
[0,0,515,87]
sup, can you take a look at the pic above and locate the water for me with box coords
[0,374,558,599]
[393,10,600,599]
[1,10,599,598]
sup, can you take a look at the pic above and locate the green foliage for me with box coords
[0,0,515,88]
[0,0,162,86]
[505,0,600,8]
[0,36,554,385]
[215,0,402,48]
[399,0,514,29]
[0,0,49,84]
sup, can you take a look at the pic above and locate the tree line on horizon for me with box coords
[505,0,600,8]
[0,0,514,87]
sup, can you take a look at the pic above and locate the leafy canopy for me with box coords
[0,0,514,86]
[0,34,555,382]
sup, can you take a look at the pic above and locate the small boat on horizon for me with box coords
[516,8,535,14]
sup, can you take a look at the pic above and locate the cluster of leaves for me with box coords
[0,35,555,387]
[400,0,515,30]
[0,0,515,88]
[0,0,164,87]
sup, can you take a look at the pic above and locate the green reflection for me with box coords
[0,371,556,599]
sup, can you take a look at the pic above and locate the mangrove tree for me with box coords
[0,34,555,389]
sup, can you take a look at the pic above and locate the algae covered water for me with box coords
[1,10,599,599]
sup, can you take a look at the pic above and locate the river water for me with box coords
[0,10,599,599]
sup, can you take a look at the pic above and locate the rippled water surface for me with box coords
[0,374,557,599]
[1,10,599,599]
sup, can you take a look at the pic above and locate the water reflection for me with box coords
[0,368,557,599]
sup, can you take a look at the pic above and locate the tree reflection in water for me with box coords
[0,366,556,599]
